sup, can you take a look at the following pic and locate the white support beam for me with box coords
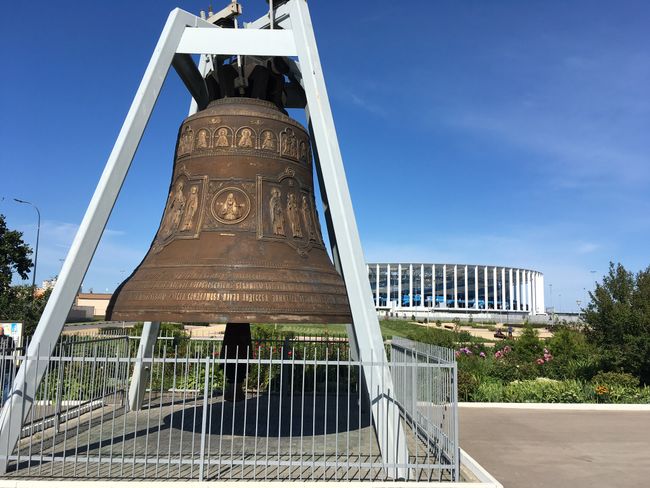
[516,269,521,311]
[509,268,514,311]
[409,264,413,308]
[289,0,409,475]
[0,1,410,478]
[386,264,391,308]
[420,263,424,308]
[431,264,436,308]
[128,321,161,411]
[483,266,488,310]
[443,264,447,308]
[0,8,213,474]
[501,267,506,312]
[375,263,380,307]
[464,265,468,309]
[492,267,497,310]
[474,265,479,310]
[453,265,458,309]
[177,27,298,55]
[398,264,402,307]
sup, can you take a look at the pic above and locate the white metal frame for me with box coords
[0,1,409,478]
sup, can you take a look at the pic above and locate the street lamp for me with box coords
[13,198,41,295]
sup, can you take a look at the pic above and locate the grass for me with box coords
[254,320,488,347]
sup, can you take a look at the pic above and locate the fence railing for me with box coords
[0,335,458,482]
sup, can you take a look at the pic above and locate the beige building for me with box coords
[75,293,112,318]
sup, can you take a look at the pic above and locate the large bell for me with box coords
[106,97,351,324]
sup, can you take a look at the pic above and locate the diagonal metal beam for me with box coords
[0,8,215,474]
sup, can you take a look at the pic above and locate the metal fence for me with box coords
[0,335,458,481]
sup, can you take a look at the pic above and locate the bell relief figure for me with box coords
[299,141,308,162]
[301,194,314,239]
[219,192,243,221]
[261,130,276,151]
[288,134,297,158]
[161,181,186,237]
[269,187,285,236]
[177,126,193,156]
[196,129,210,149]
[215,128,230,147]
[286,193,302,238]
[180,185,199,231]
[281,129,298,158]
[238,128,254,148]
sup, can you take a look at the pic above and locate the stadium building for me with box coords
[367,263,545,317]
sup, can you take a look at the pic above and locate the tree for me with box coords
[584,262,650,385]
[0,214,49,336]
[0,214,33,293]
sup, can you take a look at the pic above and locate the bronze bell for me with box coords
[106,97,351,324]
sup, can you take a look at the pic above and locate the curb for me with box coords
[460,402,650,411]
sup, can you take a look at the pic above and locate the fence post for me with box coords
[198,356,211,481]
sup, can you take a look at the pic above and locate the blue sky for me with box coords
[1,1,648,312]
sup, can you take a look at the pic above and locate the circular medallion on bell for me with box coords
[211,187,251,225]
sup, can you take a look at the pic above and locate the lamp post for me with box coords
[14,198,41,295]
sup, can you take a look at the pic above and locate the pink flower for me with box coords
[479,352,486,358]
[503,346,512,354]
[495,351,503,359]
[543,348,549,355]
[536,358,544,365]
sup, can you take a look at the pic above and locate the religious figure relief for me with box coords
[215,127,231,147]
[261,130,276,151]
[237,128,254,148]
[281,129,298,159]
[177,126,194,156]
[196,129,210,150]
[286,193,302,238]
[299,141,308,162]
[211,187,250,225]
[161,181,186,237]
[180,185,199,231]
[220,193,243,220]
[301,194,315,239]
[269,187,285,236]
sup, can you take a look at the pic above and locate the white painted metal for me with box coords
[443,264,447,308]
[409,264,413,308]
[176,27,298,55]
[420,263,424,308]
[0,1,410,476]
[375,263,380,307]
[474,265,479,310]
[509,268,514,310]
[464,265,468,309]
[288,0,409,475]
[0,8,215,473]
[432,264,436,307]
[516,269,521,311]
[483,266,488,310]
[453,265,458,308]
[386,264,391,306]
[128,321,160,411]
[398,263,402,307]
[501,267,506,311]
[492,267,497,310]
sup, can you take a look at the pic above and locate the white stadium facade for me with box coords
[367,263,545,317]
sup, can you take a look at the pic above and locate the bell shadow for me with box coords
[166,392,372,437]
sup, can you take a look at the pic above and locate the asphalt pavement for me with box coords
[460,406,650,488]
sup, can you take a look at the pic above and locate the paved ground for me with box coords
[460,406,650,488]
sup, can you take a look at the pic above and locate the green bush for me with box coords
[592,371,639,389]
[473,379,504,402]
